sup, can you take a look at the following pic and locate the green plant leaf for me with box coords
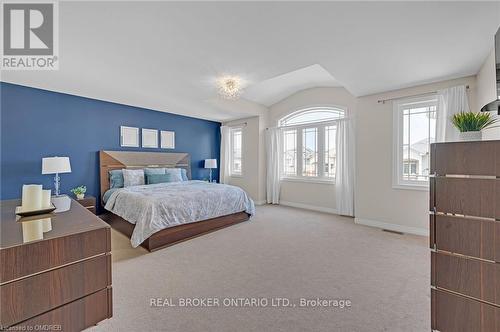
[451,112,498,132]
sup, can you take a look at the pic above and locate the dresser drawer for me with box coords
[434,177,498,219]
[1,254,111,327]
[430,141,500,176]
[1,227,110,283]
[431,252,500,306]
[12,288,112,332]
[432,289,500,332]
[432,214,500,261]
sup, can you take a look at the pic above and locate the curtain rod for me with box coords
[377,85,469,104]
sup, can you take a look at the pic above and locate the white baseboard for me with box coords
[279,201,338,214]
[354,217,429,237]
[254,200,266,206]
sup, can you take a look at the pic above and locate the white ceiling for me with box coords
[2,1,499,121]
[244,64,342,107]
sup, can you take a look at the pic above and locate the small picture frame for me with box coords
[142,129,158,148]
[120,126,139,147]
[161,130,175,149]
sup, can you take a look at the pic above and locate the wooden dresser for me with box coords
[430,140,500,332]
[0,199,112,331]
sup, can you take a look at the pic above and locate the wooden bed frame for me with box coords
[99,150,250,252]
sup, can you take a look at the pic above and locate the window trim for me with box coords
[392,95,437,191]
[279,105,346,127]
[279,106,347,182]
[229,126,243,177]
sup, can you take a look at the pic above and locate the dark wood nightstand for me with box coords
[76,195,96,214]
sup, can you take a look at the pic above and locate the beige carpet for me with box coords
[89,205,429,332]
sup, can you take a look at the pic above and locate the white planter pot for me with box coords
[458,131,482,141]
[76,193,85,200]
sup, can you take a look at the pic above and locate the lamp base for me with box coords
[51,195,71,213]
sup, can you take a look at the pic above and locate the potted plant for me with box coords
[451,112,498,141]
[71,185,87,200]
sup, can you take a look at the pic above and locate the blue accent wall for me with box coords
[0,82,221,204]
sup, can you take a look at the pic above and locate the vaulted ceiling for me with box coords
[2,1,499,121]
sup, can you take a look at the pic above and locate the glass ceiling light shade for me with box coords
[216,76,243,100]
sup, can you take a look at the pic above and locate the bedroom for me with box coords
[1,1,499,332]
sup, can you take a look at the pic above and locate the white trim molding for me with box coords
[254,200,266,206]
[354,217,429,237]
[279,201,338,214]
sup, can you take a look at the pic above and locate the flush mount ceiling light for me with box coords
[216,76,244,100]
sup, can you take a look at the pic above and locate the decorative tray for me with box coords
[15,204,56,217]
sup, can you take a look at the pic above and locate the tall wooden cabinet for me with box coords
[430,140,500,332]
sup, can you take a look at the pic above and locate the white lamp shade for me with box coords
[204,159,217,169]
[42,157,72,174]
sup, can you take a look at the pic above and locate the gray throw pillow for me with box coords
[165,168,183,182]
[123,169,145,187]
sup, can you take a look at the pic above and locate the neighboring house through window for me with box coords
[230,127,242,176]
[393,96,437,190]
[279,107,345,181]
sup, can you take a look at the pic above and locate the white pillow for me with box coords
[123,169,145,187]
[165,168,183,182]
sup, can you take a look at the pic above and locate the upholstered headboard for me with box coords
[99,150,191,202]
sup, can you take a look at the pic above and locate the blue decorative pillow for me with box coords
[146,173,171,185]
[109,169,124,188]
[144,168,165,177]
[181,168,188,181]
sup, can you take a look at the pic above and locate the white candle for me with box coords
[22,219,44,243]
[41,189,52,208]
[21,184,43,211]
[41,218,52,232]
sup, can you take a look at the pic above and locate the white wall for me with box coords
[476,48,500,140]
[223,70,495,235]
[224,115,267,204]
[355,76,477,235]
[268,87,358,213]
[477,49,497,110]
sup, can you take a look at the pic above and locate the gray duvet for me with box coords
[104,180,255,247]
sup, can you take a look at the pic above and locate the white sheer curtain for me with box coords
[266,127,281,204]
[335,118,354,216]
[436,85,470,142]
[220,126,231,184]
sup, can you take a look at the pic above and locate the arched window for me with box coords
[280,107,345,126]
[279,107,346,180]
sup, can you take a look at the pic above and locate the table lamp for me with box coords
[42,157,72,212]
[204,159,217,182]
[42,156,71,196]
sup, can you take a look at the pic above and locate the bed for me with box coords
[99,150,254,251]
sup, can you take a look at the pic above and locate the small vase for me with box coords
[458,131,482,141]
[76,193,85,200]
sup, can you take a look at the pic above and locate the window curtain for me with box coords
[220,126,231,184]
[335,118,354,216]
[266,127,281,204]
[436,85,470,142]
